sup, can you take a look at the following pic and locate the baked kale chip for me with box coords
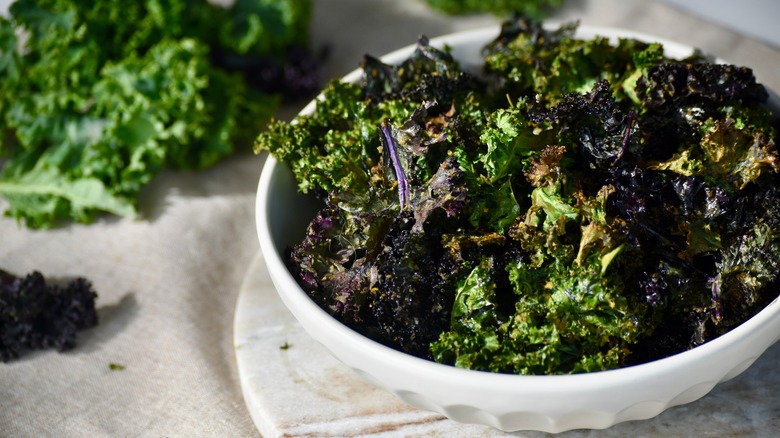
[1,269,98,362]
[256,17,780,374]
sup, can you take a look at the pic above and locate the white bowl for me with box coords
[255,26,780,433]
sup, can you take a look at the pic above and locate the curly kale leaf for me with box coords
[649,108,779,190]
[636,62,769,110]
[529,79,639,172]
[635,61,774,165]
[257,81,384,201]
[362,36,484,105]
[608,167,780,360]
[288,198,467,358]
[432,250,645,374]
[1,269,98,362]
[475,106,547,183]
[430,256,504,370]
[483,16,665,106]
[217,0,312,57]
[709,184,780,328]
[467,80,634,233]
[282,100,472,357]
[369,213,463,357]
[409,156,468,232]
[288,203,389,324]
[256,37,484,209]
[0,0,318,228]
[434,81,644,373]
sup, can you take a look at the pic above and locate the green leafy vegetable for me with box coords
[256,17,780,374]
[0,0,319,228]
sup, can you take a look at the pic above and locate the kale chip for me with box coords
[256,17,780,374]
[1,269,98,362]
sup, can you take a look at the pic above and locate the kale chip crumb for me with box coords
[0,269,98,362]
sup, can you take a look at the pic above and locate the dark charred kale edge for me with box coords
[257,17,780,374]
[0,269,98,362]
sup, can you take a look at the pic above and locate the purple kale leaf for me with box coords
[1,269,98,362]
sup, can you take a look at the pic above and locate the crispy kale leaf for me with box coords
[482,17,678,106]
[432,250,643,374]
[432,83,647,373]
[0,0,318,228]
[258,17,780,374]
[261,38,481,356]
[1,269,98,362]
[256,38,482,205]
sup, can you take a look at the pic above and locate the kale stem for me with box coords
[711,274,722,321]
[381,121,410,209]
[614,110,636,165]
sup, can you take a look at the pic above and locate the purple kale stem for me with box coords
[381,121,410,209]
[712,274,722,320]
[614,110,636,165]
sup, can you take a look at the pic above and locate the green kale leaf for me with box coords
[0,0,318,228]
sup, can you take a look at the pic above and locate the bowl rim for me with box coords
[256,23,780,392]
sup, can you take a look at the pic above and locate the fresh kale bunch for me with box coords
[1,269,98,362]
[0,0,318,228]
[255,18,780,374]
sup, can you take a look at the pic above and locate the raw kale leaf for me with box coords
[258,17,780,374]
[0,0,319,228]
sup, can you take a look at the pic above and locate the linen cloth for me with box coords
[2,0,779,436]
